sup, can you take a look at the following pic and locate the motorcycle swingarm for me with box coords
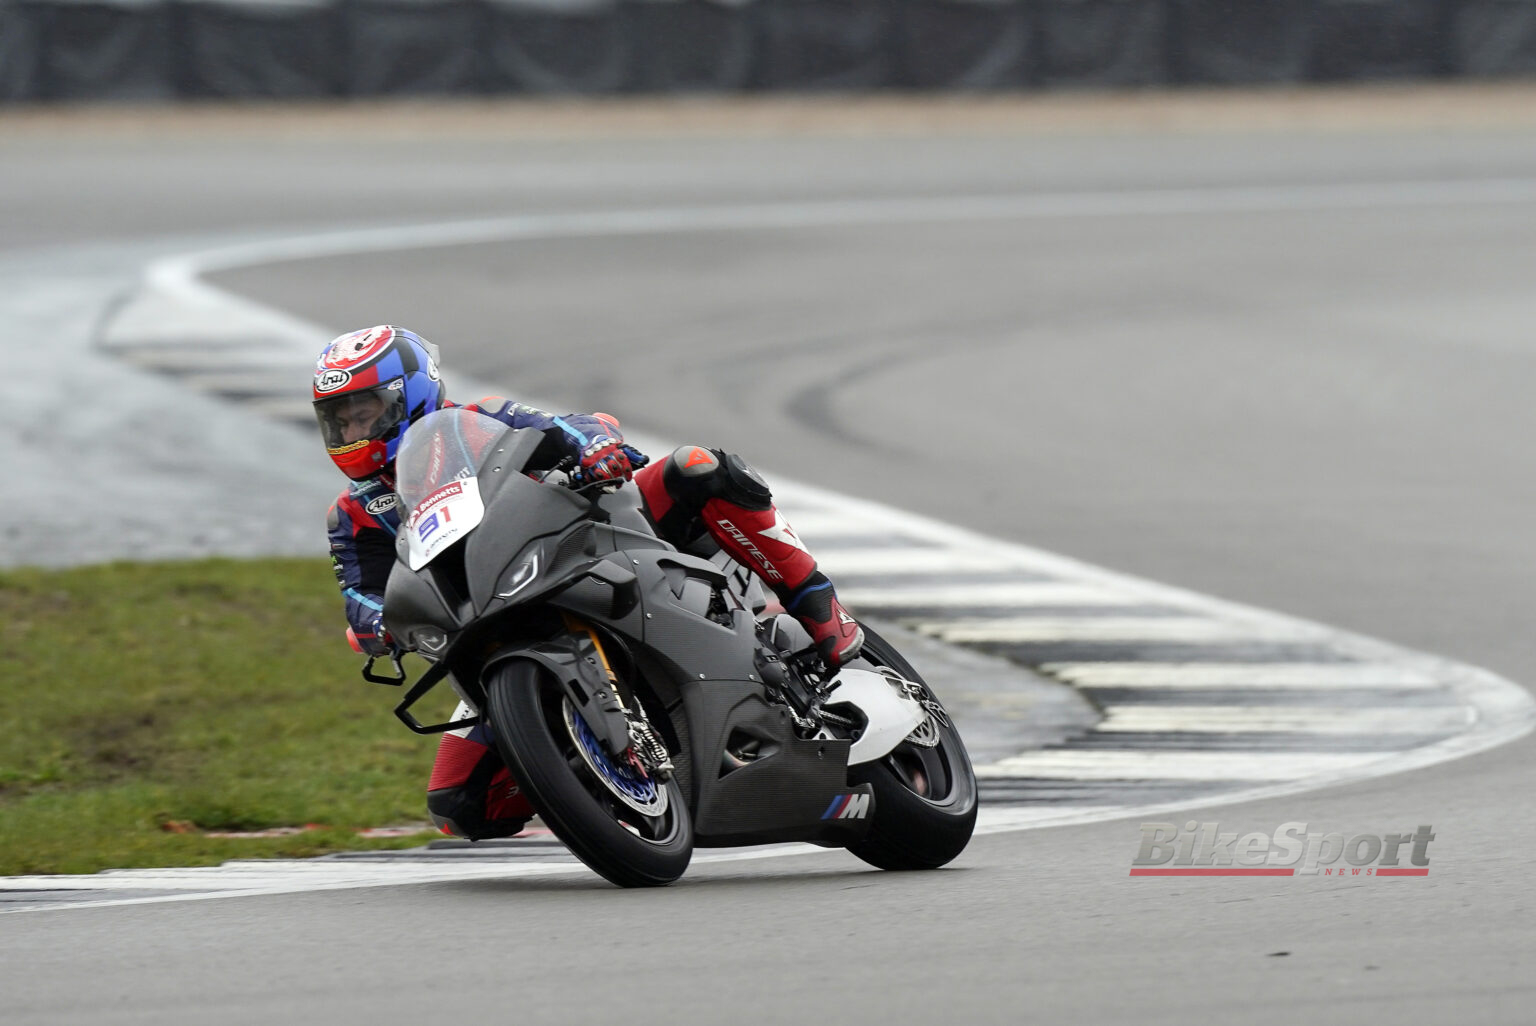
[484,634,632,758]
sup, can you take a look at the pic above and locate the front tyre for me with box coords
[846,626,978,871]
[486,659,692,887]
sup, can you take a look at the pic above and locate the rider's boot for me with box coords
[701,498,865,671]
[426,714,535,840]
[776,568,866,673]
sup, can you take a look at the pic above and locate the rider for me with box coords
[315,325,865,841]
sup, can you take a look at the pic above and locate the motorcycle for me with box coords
[361,407,977,887]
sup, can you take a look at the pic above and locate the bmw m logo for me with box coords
[821,793,870,820]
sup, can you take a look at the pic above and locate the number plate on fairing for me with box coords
[403,477,485,570]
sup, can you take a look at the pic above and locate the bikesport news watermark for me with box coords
[1130,821,1435,877]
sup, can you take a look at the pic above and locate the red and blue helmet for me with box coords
[313,325,445,480]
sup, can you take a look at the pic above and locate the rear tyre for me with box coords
[485,659,692,887]
[846,625,978,871]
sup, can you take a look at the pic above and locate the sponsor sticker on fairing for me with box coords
[411,480,461,512]
[403,479,484,570]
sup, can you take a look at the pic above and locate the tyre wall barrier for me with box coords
[2,0,1534,103]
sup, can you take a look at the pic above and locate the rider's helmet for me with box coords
[312,325,445,481]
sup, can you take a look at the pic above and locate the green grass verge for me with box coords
[0,558,462,876]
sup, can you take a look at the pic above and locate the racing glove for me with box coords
[622,444,650,470]
[573,436,639,485]
[348,614,398,657]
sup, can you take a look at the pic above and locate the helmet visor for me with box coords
[314,385,406,452]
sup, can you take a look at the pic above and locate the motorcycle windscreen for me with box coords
[395,409,507,571]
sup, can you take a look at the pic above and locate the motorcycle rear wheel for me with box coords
[486,659,693,888]
[846,625,978,871]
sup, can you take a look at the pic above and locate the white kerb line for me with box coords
[1042,662,1450,688]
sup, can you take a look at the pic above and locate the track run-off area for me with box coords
[4,89,1536,1022]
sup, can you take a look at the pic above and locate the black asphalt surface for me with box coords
[5,95,1536,1024]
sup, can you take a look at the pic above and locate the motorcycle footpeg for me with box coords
[753,647,792,687]
[785,646,834,684]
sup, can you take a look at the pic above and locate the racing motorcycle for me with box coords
[361,408,976,887]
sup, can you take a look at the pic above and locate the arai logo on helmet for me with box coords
[315,369,351,393]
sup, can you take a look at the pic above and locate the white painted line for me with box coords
[1042,662,1450,689]
[146,178,1536,298]
[921,616,1319,644]
[766,511,904,540]
[975,749,1385,781]
[838,582,1149,609]
[0,845,823,914]
[1097,705,1474,734]
[811,548,1050,576]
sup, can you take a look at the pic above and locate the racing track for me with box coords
[4,92,1536,1023]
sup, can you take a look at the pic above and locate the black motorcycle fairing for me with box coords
[385,564,460,656]
[473,542,757,687]
[592,484,660,537]
[387,464,588,654]
[387,514,663,663]
[464,471,590,610]
[680,679,872,848]
[623,551,760,684]
[555,560,640,619]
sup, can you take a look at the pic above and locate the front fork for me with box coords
[561,614,674,779]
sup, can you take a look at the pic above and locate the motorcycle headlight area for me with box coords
[495,553,540,600]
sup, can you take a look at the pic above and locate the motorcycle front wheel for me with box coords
[486,658,693,888]
[846,625,978,871]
